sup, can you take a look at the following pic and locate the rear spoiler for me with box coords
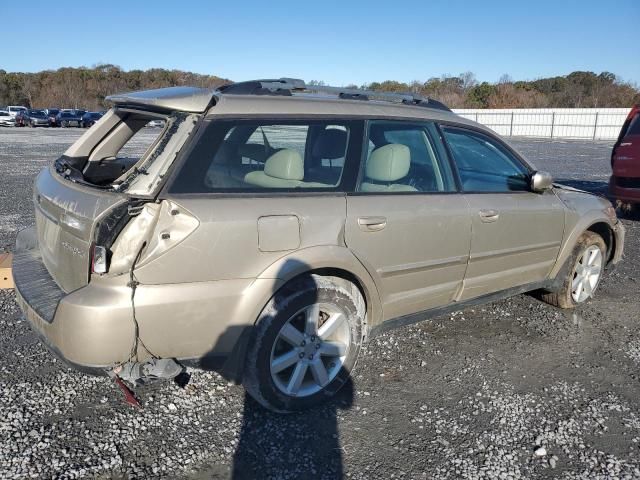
[106,87,215,113]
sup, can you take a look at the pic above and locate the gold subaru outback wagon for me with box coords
[13,79,625,411]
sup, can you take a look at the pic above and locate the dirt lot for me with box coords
[1,128,639,480]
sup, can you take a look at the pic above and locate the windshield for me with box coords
[29,110,46,116]
[48,109,59,115]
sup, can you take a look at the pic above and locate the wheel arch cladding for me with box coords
[586,221,615,262]
[256,246,383,333]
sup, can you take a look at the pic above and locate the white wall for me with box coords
[452,108,631,140]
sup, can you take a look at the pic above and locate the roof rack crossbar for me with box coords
[216,78,451,112]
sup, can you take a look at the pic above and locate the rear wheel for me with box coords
[540,231,606,308]
[243,275,365,412]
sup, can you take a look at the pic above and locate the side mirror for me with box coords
[530,171,554,193]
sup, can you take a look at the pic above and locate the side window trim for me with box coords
[438,123,533,194]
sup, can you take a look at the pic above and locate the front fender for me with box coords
[549,214,621,279]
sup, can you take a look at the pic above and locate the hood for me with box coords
[553,183,612,213]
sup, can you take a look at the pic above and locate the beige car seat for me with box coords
[360,143,417,192]
[244,149,328,188]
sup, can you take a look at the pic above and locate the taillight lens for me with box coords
[92,244,108,274]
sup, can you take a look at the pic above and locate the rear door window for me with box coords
[168,119,361,193]
[358,121,456,193]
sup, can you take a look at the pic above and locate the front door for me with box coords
[440,126,565,300]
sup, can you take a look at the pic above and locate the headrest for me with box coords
[365,144,411,182]
[312,128,348,159]
[264,149,304,180]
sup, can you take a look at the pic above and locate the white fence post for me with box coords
[509,112,514,137]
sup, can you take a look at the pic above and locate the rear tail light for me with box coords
[91,244,108,274]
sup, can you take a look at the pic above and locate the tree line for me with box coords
[1,65,638,110]
[0,64,229,110]
[360,71,639,109]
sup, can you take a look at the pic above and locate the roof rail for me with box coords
[215,78,451,112]
[216,78,306,96]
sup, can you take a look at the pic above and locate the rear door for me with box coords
[345,120,471,321]
[440,126,565,300]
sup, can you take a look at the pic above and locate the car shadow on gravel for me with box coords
[197,260,355,479]
[231,383,353,479]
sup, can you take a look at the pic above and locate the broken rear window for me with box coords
[55,108,199,196]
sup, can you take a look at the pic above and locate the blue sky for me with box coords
[2,0,639,85]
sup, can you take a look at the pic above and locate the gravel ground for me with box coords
[0,128,639,479]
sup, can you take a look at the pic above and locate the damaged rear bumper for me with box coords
[13,227,253,380]
[13,227,106,375]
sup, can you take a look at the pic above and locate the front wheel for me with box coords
[541,231,606,308]
[243,275,365,412]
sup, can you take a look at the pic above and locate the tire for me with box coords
[29,121,35,128]
[540,231,606,309]
[62,121,68,128]
[243,275,365,412]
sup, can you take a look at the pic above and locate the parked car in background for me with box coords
[12,80,625,412]
[6,106,27,118]
[610,104,640,209]
[81,111,104,128]
[54,110,83,127]
[15,109,50,127]
[0,110,16,126]
[45,109,60,126]
[14,110,28,127]
[74,109,87,119]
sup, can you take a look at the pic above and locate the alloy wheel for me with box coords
[270,302,350,397]
[571,245,603,303]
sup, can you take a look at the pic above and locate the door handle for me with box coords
[478,209,500,223]
[357,216,387,232]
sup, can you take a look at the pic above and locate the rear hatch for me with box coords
[34,168,126,292]
[31,91,206,292]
